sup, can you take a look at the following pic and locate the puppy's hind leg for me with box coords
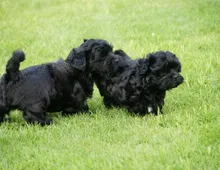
[0,98,10,122]
[103,96,119,108]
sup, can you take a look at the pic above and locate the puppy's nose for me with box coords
[174,75,178,79]
[176,75,184,83]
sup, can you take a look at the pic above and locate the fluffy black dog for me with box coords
[90,48,184,115]
[0,47,93,125]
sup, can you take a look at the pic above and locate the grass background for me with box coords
[0,0,220,169]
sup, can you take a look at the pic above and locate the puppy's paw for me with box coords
[39,118,52,126]
[44,118,52,125]
[147,107,153,113]
[62,105,89,116]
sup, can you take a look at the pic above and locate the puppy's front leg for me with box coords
[62,102,89,116]
[103,96,120,108]
[155,91,166,114]
[23,102,52,125]
[62,82,90,116]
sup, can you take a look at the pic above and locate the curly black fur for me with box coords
[90,47,184,115]
[0,46,94,125]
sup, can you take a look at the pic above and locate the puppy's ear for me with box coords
[139,59,149,75]
[83,39,88,42]
[146,53,160,69]
[114,50,130,60]
[114,50,126,56]
[146,53,156,64]
[147,52,168,71]
[66,48,86,71]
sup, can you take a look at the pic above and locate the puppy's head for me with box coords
[113,50,130,60]
[66,48,86,71]
[66,39,113,72]
[82,39,114,74]
[145,51,184,90]
[103,50,130,76]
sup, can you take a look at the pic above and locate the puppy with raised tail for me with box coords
[0,48,93,125]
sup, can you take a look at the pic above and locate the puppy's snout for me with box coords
[175,74,184,84]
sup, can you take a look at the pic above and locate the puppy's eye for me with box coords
[102,50,109,57]
[171,66,181,72]
[114,59,119,64]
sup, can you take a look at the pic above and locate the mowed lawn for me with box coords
[0,0,220,169]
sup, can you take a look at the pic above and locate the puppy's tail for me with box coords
[6,50,25,81]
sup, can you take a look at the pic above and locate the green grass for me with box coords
[0,0,220,169]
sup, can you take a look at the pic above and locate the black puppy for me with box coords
[0,48,93,125]
[91,48,184,115]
